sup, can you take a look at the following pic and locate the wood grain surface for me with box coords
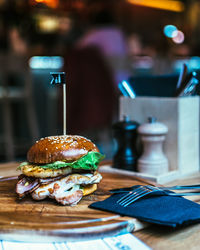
[0,162,154,243]
[1,162,200,249]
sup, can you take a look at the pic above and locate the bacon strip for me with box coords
[15,175,65,198]
[16,176,40,198]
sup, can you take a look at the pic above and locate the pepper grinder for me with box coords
[137,117,168,175]
[112,116,139,171]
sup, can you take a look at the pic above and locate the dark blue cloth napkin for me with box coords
[89,193,200,227]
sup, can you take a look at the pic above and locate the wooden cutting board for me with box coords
[0,163,155,243]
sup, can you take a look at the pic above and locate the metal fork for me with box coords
[117,185,161,207]
[117,185,200,207]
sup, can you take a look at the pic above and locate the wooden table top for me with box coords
[1,162,200,249]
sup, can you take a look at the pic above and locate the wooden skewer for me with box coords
[50,72,66,135]
[63,84,66,135]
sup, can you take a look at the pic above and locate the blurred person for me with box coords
[76,6,131,89]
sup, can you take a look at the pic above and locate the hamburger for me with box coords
[16,135,104,206]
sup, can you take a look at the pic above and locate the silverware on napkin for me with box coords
[116,185,200,207]
[110,184,200,194]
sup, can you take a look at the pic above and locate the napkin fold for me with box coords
[89,193,200,227]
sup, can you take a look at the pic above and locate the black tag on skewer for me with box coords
[50,72,66,85]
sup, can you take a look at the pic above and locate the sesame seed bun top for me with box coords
[27,135,99,164]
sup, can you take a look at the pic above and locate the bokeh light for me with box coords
[29,56,64,69]
[163,25,177,38]
[172,30,185,44]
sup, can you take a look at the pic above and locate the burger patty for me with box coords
[16,171,102,206]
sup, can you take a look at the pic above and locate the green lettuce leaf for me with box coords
[18,151,105,171]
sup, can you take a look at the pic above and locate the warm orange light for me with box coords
[34,0,59,8]
[127,0,185,12]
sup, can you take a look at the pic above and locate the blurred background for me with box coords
[0,0,200,162]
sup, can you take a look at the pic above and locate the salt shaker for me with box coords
[112,116,139,171]
[137,117,168,175]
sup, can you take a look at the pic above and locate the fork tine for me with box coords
[116,186,143,203]
[123,190,154,207]
[118,186,148,204]
[123,188,164,207]
[119,189,148,206]
[119,188,150,206]
[146,185,160,191]
[116,192,133,204]
[117,185,161,207]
